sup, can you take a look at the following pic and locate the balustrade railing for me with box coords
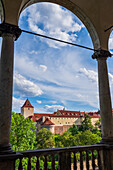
[0,144,107,170]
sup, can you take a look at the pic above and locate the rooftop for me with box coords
[21,99,34,108]
[41,118,55,125]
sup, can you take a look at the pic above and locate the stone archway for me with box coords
[19,0,100,49]
[16,0,113,145]
[1,0,113,169]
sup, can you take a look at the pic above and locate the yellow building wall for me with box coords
[21,107,34,118]
[42,116,99,126]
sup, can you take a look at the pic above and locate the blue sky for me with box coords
[12,2,113,113]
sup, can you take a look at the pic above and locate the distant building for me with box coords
[20,99,100,134]
[21,99,34,118]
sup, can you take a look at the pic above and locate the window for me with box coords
[28,108,30,110]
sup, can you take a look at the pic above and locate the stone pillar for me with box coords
[92,49,113,170]
[92,48,113,142]
[0,23,21,154]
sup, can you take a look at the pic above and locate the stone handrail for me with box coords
[0,144,108,169]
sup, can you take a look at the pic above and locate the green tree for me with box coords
[79,114,93,132]
[60,131,80,147]
[93,118,102,136]
[36,128,55,149]
[10,112,36,151]
[67,124,78,136]
[53,133,64,148]
[78,130,101,145]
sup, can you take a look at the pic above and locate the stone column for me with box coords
[92,49,113,170]
[92,48,113,143]
[0,23,21,154]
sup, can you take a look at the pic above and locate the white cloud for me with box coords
[50,101,58,104]
[36,100,42,104]
[44,104,64,112]
[78,68,98,83]
[17,4,100,111]
[12,97,25,112]
[14,54,48,81]
[40,65,47,72]
[29,50,39,55]
[14,72,43,97]
[22,3,83,48]
[14,50,99,109]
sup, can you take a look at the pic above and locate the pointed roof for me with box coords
[21,99,34,108]
[41,118,55,125]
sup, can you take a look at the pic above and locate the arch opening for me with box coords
[13,2,99,114]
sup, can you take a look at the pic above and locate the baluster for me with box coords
[27,157,31,170]
[44,155,47,170]
[36,156,40,170]
[66,152,71,170]
[18,158,23,170]
[86,151,89,170]
[73,152,77,170]
[58,152,62,170]
[92,150,95,170]
[52,154,55,170]
[80,151,83,170]
[58,152,66,170]
[97,150,102,170]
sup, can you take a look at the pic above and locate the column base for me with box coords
[0,144,14,155]
[0,160,15,170]
[100,137,113,145]
[0,152,22,170]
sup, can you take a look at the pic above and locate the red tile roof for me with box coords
[33,110,100,119]
[41,118,55,125]
[36,117,42,122]
[21,99,34,108]
[88,112,100,118]
[28,115,36,121]
[54,110,85,117]
[54,110,100,118]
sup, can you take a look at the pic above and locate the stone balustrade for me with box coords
[0,144,108,170]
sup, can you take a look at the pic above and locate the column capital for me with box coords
[92,48,112,59]
[0,23,22,40]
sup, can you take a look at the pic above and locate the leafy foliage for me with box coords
[78,130,101,145]
[36,128,55,149]
[67,124,78,135]
[79,114,93,132]
[10,112,36,151]
[10,112,102,169]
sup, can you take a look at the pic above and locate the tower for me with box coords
[21,99,34,118]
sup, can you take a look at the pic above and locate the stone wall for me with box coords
[54,125,72,134]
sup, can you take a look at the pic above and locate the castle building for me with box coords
[21,98,34,118]
[21,99,100,134]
